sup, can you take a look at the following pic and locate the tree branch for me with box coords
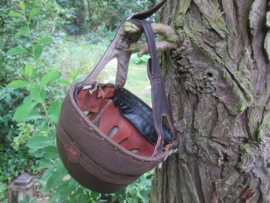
[124,22,179,57]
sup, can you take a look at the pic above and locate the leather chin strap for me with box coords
[79,0,177,156]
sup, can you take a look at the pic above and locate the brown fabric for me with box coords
[57,136,131,193]
[60,89,163,176]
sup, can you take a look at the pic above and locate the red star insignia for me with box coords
[64,143,80,163]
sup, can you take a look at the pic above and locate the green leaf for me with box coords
[25,194,30,202]
[91,191,101,199]
[23,95,33,104]
[7,80,29,89]
[48,100,61,123]
[56,159,67,175]
[29,8,40,21]
[39,158,54,169]
[68,178,77,189]
[13,102,38,122]
[8,11,23,18]
[2,199,8,203]
[33,44,43,60]
[140,189,149,202]
[58,79,71,85]
[15,26,29,38]
[41,71,61,88]
[49,115,59,124]
[30,197,36,203]
[18,200,27,203]
[48,191,59,203]
[46,170,65,190]
[58,182,73,201]
[7,47,28,56]
[26,136,53,150]
[43,146,59,159]
[24,62,33,78]
[41,166,54,180]
[38,37,53,45]
[19,1,26,14]
[71,69,80,80]
[76,193,88,203]
[26,111,43,120]
[30,85,46,102]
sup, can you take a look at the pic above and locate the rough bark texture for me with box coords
[149,0,270,202]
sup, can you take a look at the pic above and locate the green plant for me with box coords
[130,53,150,65]
[2,1,155,202]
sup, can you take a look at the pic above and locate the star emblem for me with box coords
[64,142,80,163]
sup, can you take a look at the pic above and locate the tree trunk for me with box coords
[149,0,270,202]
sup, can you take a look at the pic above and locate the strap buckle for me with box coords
[126,13,135,20]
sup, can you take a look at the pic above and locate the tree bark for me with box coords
[149,0,270,202]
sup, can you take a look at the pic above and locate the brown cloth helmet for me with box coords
[57,0,178,194]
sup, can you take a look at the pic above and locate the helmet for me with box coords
[57,1,178,193]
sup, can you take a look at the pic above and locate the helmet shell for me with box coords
[57,83,170,193]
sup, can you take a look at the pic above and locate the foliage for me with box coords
[58,0,158,34]
[130,53,150,65]
[1,1,156,202]
[0,0,73,200]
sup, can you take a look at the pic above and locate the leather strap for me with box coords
[129,0,167,20]
[128,19,177,155]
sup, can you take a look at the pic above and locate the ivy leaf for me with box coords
[24,62,33,78]
[13,102,38,121]
[15,26,29,38]
[8,11,23,18]
[29,8,40,21]
[38,37,53,45]
[30,85,46,102]
[43,146,59,159]
[26,136,53,150]
[41,71,61,88]
[33,44,43,60]
[7,80,29,89]
[7,47,28,56]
